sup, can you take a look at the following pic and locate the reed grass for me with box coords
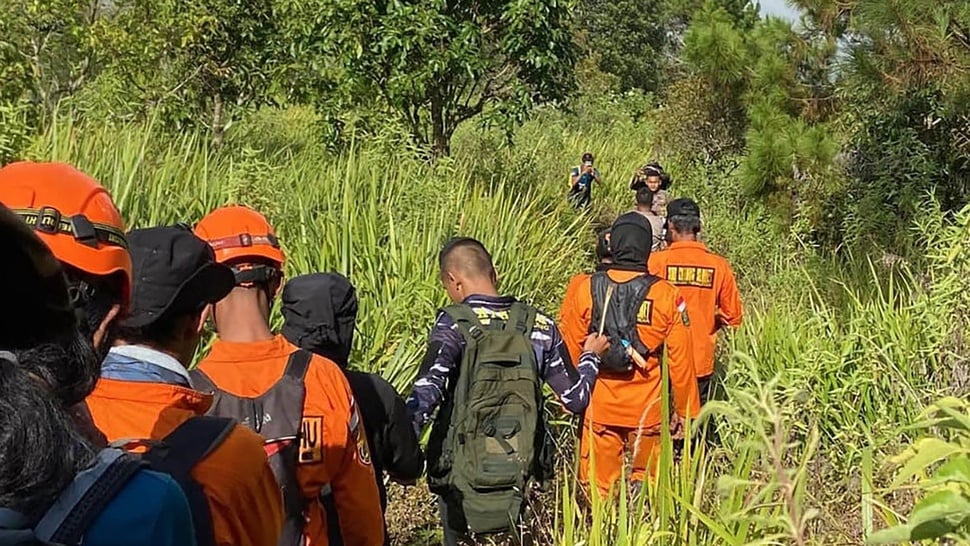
[24,108,970,544]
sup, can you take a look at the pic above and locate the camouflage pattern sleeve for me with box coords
[532,312,599,414]
[406,312,464,431]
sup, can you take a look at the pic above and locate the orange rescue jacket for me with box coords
[559,270,700,429]
[196,335,385,546]
[85,379,285,546]
[648,241,743,377]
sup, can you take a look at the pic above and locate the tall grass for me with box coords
[22,106,970,544]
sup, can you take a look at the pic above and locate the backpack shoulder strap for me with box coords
[189,368,218,393]
[505,302,537,336]
[442,304,482,328]
[442,304,485,341]
[588,271,612,334]
[34,449,145,544]
[283,349,312,381]
[143,417,236,546]
[146,417,236,477]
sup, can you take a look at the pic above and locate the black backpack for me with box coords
[588,270,661,374]
[191,350,312,546]
[0,416,235,546]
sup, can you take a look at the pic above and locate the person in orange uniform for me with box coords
[0,162,128,448]
[0,162,129,358]
[648,198,742,404]
[560,212,700,495]
[192,206,385,546]
[88,226,285,546]
[0,163,284,546]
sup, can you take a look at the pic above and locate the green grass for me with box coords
[22,106,970,544]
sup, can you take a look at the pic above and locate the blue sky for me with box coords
[759,0,800,21]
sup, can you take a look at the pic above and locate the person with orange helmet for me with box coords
[0,162,130,354]
[85,225,285,546]
[0,162,132,448]
[0,163,286,546]
[191,206,385,546]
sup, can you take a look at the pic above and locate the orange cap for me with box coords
[195,205,284,267]
[0,162,131,300]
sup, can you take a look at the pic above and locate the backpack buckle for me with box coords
[468,326,486,342]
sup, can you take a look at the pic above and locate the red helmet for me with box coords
[0,162,131,301]
[195,205,285,267]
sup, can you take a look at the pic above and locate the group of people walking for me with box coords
[0,157,741,546]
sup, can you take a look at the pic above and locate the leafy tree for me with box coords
[0,0,102,115]
[657,1,750,162]
[670,1,838,232]
[575,0,669,93]
[93,0,279,145]
[788,0,970,248]
[282,0,579,157]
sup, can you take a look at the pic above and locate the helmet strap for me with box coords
[230,264,281,288]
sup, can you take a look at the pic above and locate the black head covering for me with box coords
[281,273,358,368]
[0,204,76,348]
[608,212,653,272]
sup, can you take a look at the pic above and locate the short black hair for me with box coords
[0,355,94,516]
[439,237,495,279]
[595,229,612,262]
[669,215,702,235]
[582,152,594,162]
[635,187,655,208]
[112,304,205,348]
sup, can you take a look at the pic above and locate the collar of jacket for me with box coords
[101,345,192,386]
[668,240,708,251]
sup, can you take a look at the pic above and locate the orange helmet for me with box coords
[0,162,131,300]
[195,205,285,267]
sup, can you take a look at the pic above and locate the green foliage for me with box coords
[91,0,279,144]
[796,0,970,250]
[576,0,668,93]
[869,398,970,543]
[683,3,748,86]
[0,0,100,114]
[0,100,33,165]
[280,0,579,156]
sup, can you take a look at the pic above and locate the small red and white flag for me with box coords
[676,296,690,326]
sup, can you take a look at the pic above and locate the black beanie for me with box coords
[281,272,358,368]
[609,212,653,271]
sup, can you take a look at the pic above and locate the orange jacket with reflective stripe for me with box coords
[197,335,384,546]
[85,378,284,546]
[648,241,743,377]
[558,270,700,429]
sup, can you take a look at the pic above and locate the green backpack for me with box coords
[427,302,543,534]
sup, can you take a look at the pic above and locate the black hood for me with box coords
[608,212,652,271]
[281,273,358,367]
